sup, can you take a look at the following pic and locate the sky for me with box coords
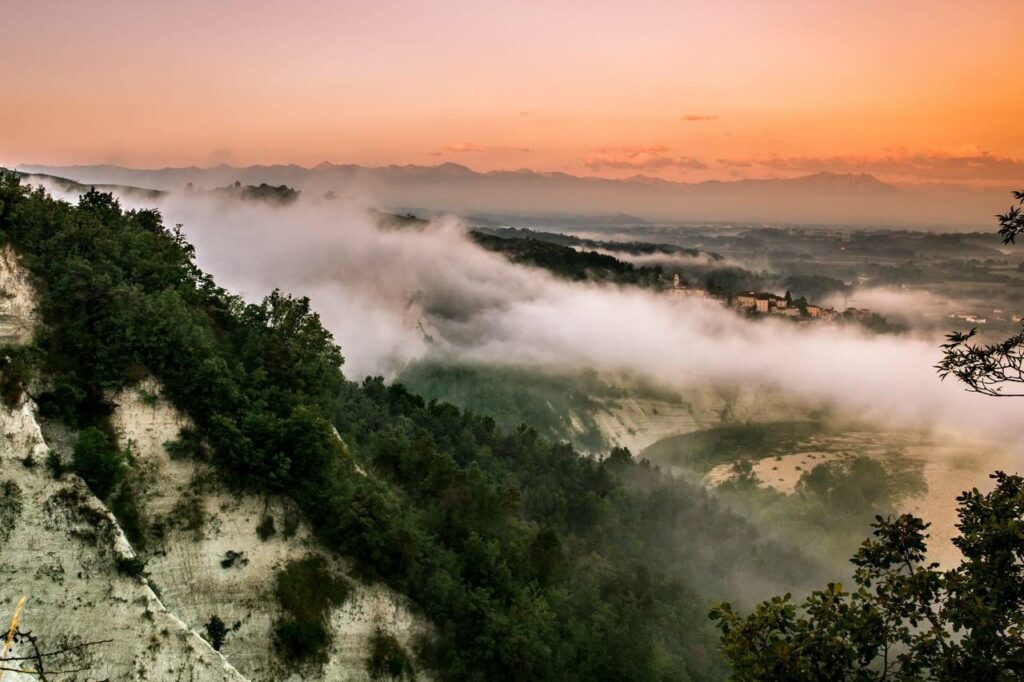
[4,0,1024,185]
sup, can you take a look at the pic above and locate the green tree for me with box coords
[938,191,1024,396]
[714,191,1024,680]
[711,473,1024,680]
[72,427,123,500]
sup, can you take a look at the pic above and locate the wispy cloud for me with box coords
[718,147,1024,182]
[441,142,532,153]
[585,145,707,172]
[681,114,718,122]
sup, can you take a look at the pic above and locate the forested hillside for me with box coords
[0,171,824,680]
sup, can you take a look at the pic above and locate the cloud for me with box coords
[77,187,1018,441]
[585,146,708,172]
[441,142,531,153]
[719,148,1024,182]
[681,114,718,122]
[717,158,752,168]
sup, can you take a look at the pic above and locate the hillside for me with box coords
[0,170,832,679]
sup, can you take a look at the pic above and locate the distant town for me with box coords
[664,273,876,325]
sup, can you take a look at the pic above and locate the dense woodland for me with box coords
[0,171,829,680]
[470,230,666,287]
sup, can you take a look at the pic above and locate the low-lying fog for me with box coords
[33,180,1021,446]
[36,180,1024,561]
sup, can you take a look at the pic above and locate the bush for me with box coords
[170,494,206,533]
[205,615,228,651]
[0,480,23,544]
[45,450,66,479]
[256,515,276,541]
[220,550,248,569]
[273,556,350,663]
[109,475,149,550]
[367,628,415,680]
[163,427,204,460]
[0,345,36,408]
[114,554,147,578]
[72,427,124,500]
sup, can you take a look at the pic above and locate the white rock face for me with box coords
[0,250,432,680]
[110,380,433,681]
[0,245,37,346]
[590,382,810,454]
[0,397,247,681]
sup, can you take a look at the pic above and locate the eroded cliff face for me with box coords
[110,380,431,681]
[0,246,36,346]
[0,394,247,681]
[0,248,431,680]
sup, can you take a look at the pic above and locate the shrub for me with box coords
[205,615,228,651]
[282,508,301,539]
[0,346,36,408]
[273,556,350,663]
[367,628,416,681]
[163,427,204,460]
[46,450,66,479]
[114,554,147,578]
[170,494,206,533]
[72,427,123,500]
[220,550,248,569]
[109,475,150,550]
[256,515,276,541]
[0,480,23,544]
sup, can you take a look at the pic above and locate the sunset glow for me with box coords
[5,0,1024,185]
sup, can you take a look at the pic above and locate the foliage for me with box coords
[0,480,23,544]
[399,361,623,451]
[0,170,825,680]
[256,514,276,541]
[114,554,148,578]
[996,191,1024,245]
[205,615,228,651]
[169,494,206,534]
[711,472,1024,680]
[0,345,37,407]
[273,556,350,663]
[109,472,150,550]
[45,449,65,479]
[71,427,124,500]
[938,190,1024,396]
[212,180,300,204]
[367,628,416,680]
[471,230,664,287]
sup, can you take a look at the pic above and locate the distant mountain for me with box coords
[15,162,1014,228]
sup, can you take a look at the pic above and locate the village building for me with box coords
[735,292,758,309]
[665,273,706,299]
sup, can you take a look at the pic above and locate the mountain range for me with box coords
[15,162,1016,228]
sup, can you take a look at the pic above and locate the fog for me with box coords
[75,190,1006,453]
[28,176,1023,446]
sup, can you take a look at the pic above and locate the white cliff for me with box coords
[0,247,431,680]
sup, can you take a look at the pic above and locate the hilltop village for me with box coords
[664,273,874,324]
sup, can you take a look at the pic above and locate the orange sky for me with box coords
[4,0,1024,185]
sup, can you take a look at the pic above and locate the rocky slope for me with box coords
[0,247,431,680]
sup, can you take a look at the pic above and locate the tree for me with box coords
[713,191,1024,679]
[938,191,1024,396]
[71,427,123,500]
[711,472,1024,680]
